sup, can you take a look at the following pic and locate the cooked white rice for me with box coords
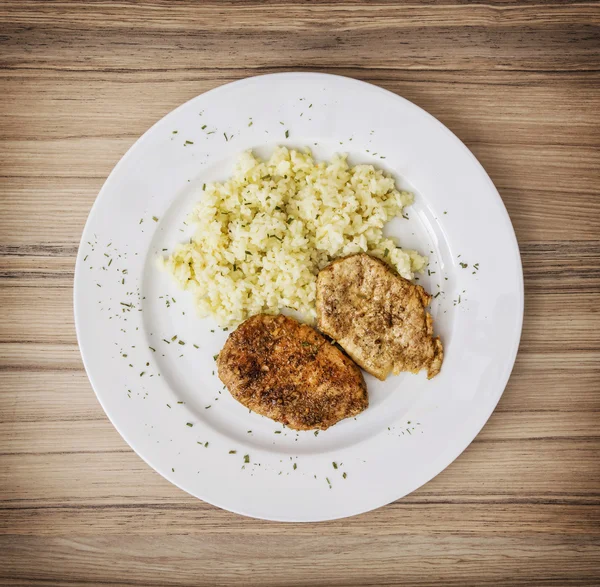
[163,146,426,326]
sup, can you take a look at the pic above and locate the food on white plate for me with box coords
[163,146,425,327]
[316,253,443,380]
[217,313,368,430]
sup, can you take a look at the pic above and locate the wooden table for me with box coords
[1,2,599,585]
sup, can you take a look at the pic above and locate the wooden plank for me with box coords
[1,285,598,352]
[1,533,599,586]
[0,411,597,459]
[1,3,599,73]
[498,351,600,412]
[2,75,598,147]
[1,438,598,507]
[0,350,598,420]
[520,292,600,352]
[1,503,598,537]
[0,288,77,344]
[2,1,600,31]
[1,139,597,197]
[0,343,82,371]
[1,182,600,251]
[2,243,600,289]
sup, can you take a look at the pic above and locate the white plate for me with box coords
[74,73,523,522]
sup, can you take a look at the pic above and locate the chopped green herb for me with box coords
[332,462,338,469]
[244,454,250,463]
[172,130,178,134]
[178,340,185,346]
[384,248,389,257]
[229,450,237,454]
[152,216,159,222]
[274,430,282,434]
[343,472,347,479]
[149,346,156,352]
[202,183,206,190]
[171,335,177,341]
[326,477,332,488]
[193,344,199,349]
[84,255,88,261]
[186,422,193,427]
[184,140,194,145]
[140,371,145,377]
[205,405,211,409]
[201,125,207,130]
[167,404,171,408]
[314,430,319,437]
[460,262,468,269]
[108,258,113,266]
[204,442,209,447]
[248,121,253,127]
[293,463,297,470]
[213,354,218,361]
[285,130,289,138]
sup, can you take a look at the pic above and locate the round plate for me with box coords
[74,73,523,522]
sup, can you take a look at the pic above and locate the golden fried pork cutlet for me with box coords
[217,314,368,430]
[316,253,443,380]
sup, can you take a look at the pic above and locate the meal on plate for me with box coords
[316,253,443,380]
[163,146,425,327]
[164,147,443,430]
[217,314,368,430]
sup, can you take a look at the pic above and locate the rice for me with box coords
[163,146,426,327]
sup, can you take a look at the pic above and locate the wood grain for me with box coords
[1,1,599,585]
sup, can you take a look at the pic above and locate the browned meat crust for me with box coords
[217,314,368,430]
[316,253,443,380]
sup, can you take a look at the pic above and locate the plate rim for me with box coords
[74,71,524,521]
